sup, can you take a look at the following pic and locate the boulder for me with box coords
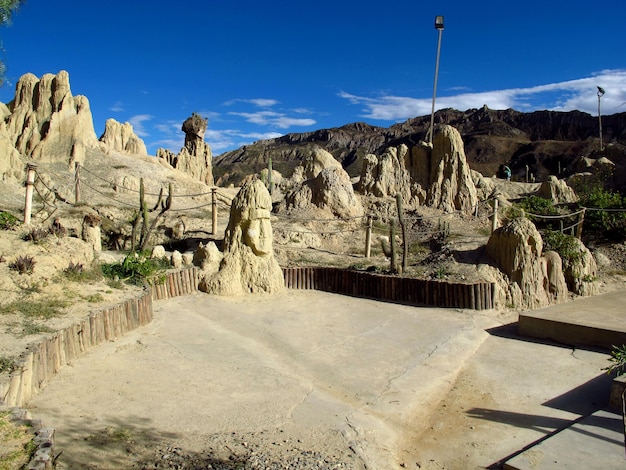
[284,147,364,218]
[198,179,284,295]
[561,237,598,297]
[537,175,577,204]
[486,217,567,309]
[99,118,148,156]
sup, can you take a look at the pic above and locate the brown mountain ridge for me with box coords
[213,106,626,190]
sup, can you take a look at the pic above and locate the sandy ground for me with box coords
[24,290,616,469]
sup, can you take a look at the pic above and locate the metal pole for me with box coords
[598,92,603,151]
[597,86,605,152]
[428,20,444,145]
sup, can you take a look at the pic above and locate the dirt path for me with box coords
[24,290,614,469]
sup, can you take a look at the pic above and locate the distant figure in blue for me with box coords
[503,165,511,181]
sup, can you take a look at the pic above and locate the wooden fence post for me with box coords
[576,208,585,239]
[396,193,407,273]
[211,188,217,235]
[491,198,499,233]
[365,215,372,258]
[390,218,397,273]
[23,163,37,225]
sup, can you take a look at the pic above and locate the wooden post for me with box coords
[211,187,217,235]
[396,193,407,274]
[74,163,81,204]
[23,163,37,225]
[365,215,372,258]
[576,208,585,239]
[390,218,397,273]
[491,198,499,233]
[268,157,273,195]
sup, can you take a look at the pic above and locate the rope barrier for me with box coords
[80,165,216,198]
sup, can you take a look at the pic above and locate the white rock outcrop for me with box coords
[198,179,284,295]
[99,118,148,156]
[0,71,98,167]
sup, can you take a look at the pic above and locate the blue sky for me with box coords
[1,0,625,157]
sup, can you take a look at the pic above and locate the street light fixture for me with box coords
[428,15,444,145]
[597,86,605,151]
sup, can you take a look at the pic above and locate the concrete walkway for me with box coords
[25,289,626,469]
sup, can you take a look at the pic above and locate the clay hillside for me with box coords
[0,70,625,319]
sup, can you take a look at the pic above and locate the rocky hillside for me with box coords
[214,106,626,189]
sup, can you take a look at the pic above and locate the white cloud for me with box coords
[340,69,626,121]
[224,98,279,108]
[110,101,124,113]
[128,114,153,137]
[228,110,316,129]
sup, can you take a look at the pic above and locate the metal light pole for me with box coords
[597,86,605,151]
[428,15,444,145]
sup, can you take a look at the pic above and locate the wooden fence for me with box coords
[282,266,495,310]
[151,267,200,300]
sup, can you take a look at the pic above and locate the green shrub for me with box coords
[101,252,169,286]
[0,211,19,230]
[518,195,561,217]
[579,187,626,240]
[543,231,583,268]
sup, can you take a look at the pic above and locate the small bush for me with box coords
[101,252,169,286]
[0,211,20,230]
[8,255,36,275]
[543,231,583,268]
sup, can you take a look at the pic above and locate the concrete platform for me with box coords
[507,290,626,469]
[519,289,626,351]
[504,409,625,469]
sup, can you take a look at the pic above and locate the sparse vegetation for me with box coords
[8,255,36,274]
[0,410,37,470]
[0,298,68,319]
[0,356,16,374]
[0,211,19,230]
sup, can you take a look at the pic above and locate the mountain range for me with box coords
[213,106,626,190]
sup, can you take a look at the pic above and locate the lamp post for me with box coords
[428,15,444,145]
[597,86,605,151]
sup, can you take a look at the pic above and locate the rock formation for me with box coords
[99,118,148,156]
[156,112,213,185]
[198,179,284,295]
[426,125,478,213]
[536,176,577,204]
[358,126,477,214]
[486,217,567,310]
[0,71,98,168]
[283,147,364,218]
[561,237,598,297]
[358,145,414,203]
